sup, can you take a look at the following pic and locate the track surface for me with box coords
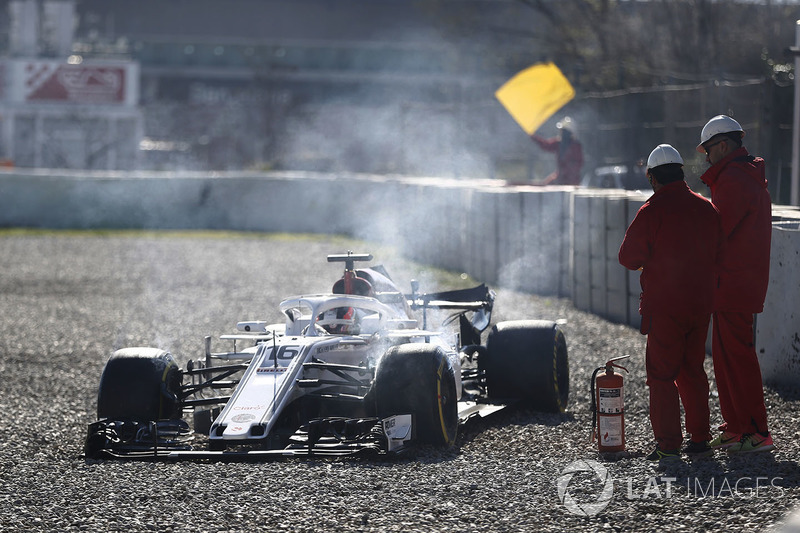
[1,231,799,532]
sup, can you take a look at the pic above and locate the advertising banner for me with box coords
[2,59,138,106]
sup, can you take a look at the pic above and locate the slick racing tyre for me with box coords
[482,320,569,413]
[96,347,183,421]
[374,344,458,447]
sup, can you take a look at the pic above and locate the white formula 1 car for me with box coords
[85,252,569,460]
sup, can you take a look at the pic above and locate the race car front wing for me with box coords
[84,413,414,461]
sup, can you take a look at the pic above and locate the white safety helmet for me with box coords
[696,115,745,153]
[646,144,683,170]
[556,116,574,132]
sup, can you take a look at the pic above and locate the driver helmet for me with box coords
[318,307,360,334]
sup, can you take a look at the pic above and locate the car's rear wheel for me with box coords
[482,320,569,413]
[96,347,183,421]
[374,344,458,447]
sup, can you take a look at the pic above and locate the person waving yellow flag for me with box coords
[495,63,575,136]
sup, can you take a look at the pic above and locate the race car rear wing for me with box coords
[413,283,494,305]
[408,283,495,346]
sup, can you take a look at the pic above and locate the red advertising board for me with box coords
[24,63,126,104]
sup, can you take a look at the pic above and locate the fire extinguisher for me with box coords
[590,355,630,453]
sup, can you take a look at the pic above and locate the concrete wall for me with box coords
[757,221,800,387]
[1,169,799,386]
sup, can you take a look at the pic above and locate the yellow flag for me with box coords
[495,63,575,136]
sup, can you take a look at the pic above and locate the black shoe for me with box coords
[646,447,680,462]
[682,440,713,457]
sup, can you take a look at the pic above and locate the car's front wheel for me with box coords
[96,347,183,421]
[374,344,458,447]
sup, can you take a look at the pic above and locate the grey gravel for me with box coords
[1,231,799,533]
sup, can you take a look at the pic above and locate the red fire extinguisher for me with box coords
[591,355,630,453]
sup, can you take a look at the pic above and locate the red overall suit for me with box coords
[700,147,772,435]
[531,134,584,186]
[619,181,723,450]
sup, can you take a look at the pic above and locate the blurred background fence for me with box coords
[130,76,793,203]
[0,0,796,205]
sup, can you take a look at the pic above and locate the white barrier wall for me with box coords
[1,169,798,385]
[572,189,641,322]
[757,221,800,387]
[624,196,648,330]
